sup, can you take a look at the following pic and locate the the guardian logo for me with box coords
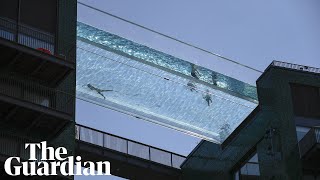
[4,141,111,176]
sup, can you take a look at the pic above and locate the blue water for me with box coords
[76,38,257,142]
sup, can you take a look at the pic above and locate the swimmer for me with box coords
[187,81,197,92]
[203,90,212,106]
[211,72,218,86]
[87,84,113,99]
[191,64,201,80]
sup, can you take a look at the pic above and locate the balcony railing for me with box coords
[299,127,320,158]
[0,75,74,115]
[75,124,186,169]
[0,17,75,62]
[271,61,320,74]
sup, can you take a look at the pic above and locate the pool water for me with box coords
[76,22,258,143]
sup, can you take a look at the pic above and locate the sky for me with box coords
[75,0,320,179]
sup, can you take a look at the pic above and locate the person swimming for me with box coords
[187,81,197,92]
[211,72,218,86]
[203,90,212,106]
[191,64,201,80]
[87,84,113,99]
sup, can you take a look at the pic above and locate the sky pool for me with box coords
[76,22,258,143]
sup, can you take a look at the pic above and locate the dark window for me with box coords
[0,0,57,52]
[0,0,57,34]
[20,0,57,34]
[0,0,19,20]
[290,84,320,119]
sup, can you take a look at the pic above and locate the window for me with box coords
[290,84,320,119]
[0,0,19,20]
[0,0,57,34]
[240,153,260,176]
[234,151,260,180]
[296,126,310,141]
[20,0,57,34]
[0,0,56,52]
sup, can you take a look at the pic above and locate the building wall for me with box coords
[0,0,77,174]
[182,66,320,180]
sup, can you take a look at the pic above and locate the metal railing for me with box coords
[272,61,320,74]
[0,75,74,115]
[75,124,186,169]
[298,127,320,158]
[0,17,75,62]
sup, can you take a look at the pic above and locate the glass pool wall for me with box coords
[76,38,257,143]
[77,22,258,101]
[76,22,258,143]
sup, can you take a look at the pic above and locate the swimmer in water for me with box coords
[191,64,201,80]
[87,84,113,99]
[187,81,197,92]
[203,89,212,106]
[211,72,218,86]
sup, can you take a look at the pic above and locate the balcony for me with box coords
[0,75,74,139]
[0,17,75,87]
[76,124,185,180]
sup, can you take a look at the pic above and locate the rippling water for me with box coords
[76,37,257,142]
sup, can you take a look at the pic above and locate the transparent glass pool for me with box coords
[76,22,258,143]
